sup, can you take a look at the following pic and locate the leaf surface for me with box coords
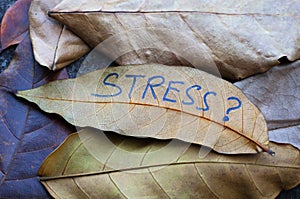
[49,0,300,80]
[235,61,300,149]
[17,64,270,154]
[0,36,75,198]
[0,0,31,51]
[38,128,300,199]
[29,0,90,70]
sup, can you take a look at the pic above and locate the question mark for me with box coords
[223,97,242,122]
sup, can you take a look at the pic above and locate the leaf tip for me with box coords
[15,90,24,97]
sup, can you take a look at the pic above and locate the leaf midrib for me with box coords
[49,11,297,17]
[39,160,299,181]
[18,93,269,153]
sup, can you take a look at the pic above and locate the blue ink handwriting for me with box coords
[91,73,122,98]
[92,72,243,120]
[223,97,242,122]
[196,91,217,111]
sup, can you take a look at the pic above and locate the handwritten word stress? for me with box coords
[17,65,270,154]
[91,67,242,122]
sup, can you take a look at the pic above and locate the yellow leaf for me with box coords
[38,128,300,199]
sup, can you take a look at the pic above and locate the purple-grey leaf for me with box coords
[235,61,300,149]
[0,36,75,198]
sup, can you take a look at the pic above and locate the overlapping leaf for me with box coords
[0,36,75,198]
[29,0,90,70]
[235,61,300,149]
[39,128,300,199]
[49,0,300,80]
[17,64,270,154]
[0,0,31,51]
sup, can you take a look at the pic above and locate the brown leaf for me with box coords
[38,128,300,199]
[0,0,31,51]
[29,0,90,70]
[17,64,271,154]
[49,0,300,80]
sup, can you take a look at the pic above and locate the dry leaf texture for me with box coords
[0,0,31,51]
[0,36,74,198]
[29,0,90,70]
[49,0,300,80]
[17,65,270,154]
[38,129,300,199]
[235,61,300,149]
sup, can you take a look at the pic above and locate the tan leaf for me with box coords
[38,128,300,199]
[49,0,300,80]
[29,0,90,70]
[17,64,270,154]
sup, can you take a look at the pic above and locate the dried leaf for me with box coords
[29,0,90,70]
[38,128,300,199]
[0,36,75,198]
[235,61,300,149]
[17,64,270,154]
[49,0,300,80]
[0,0,31,51]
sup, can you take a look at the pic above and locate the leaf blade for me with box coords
[0,0,31,51]
[0,35,75,198]
[29,0,90,70]
[49,0,300,80]
[235,60,300,149]
[17,64,269,154]
[38,129,300,199]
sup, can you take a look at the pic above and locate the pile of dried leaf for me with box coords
[0,0,299,198]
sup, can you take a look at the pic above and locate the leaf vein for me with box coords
[108,174,128,199]
[148,168,171,199]
[193,163,219,198]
